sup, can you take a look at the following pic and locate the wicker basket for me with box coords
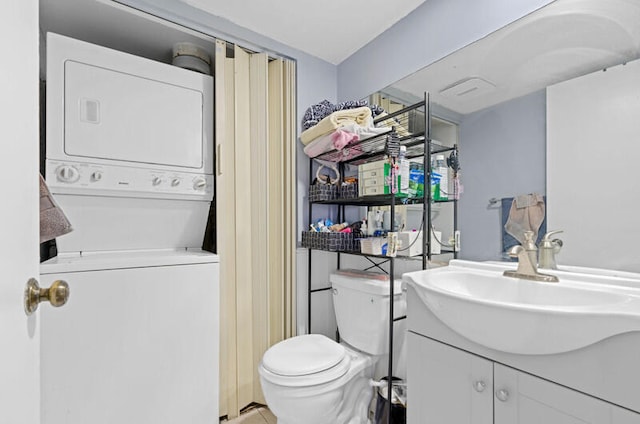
[308,184,337,202]
[339,182,359,199]
[301,231,359,252]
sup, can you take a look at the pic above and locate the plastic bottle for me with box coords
[398,146,409,195]
[430,157,441,200]
[434,154,448,200]
[408,162,424,198]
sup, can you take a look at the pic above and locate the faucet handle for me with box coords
[540,230,563,249]
[552,239,563,253]
[542,230,563,240]
[507,245,525,258]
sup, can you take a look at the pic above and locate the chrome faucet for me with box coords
[503,231,559,283]
[538,230,563,270]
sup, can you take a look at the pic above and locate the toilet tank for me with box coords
[330,270,406,355]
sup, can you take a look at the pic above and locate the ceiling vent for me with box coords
[439,77,496,98]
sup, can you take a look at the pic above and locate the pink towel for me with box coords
[331,130,359,150]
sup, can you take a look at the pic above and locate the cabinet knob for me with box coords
[473,380,486,393]
[495,389,509,402]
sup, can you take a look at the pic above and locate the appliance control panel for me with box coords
[46,160,214,201]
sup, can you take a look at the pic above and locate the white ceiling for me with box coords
[389,0,640,114]
[178,0,428,64]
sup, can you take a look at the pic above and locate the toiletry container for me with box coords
[434,154,448,200]
[399,146,409,195]
[258,270,407,424]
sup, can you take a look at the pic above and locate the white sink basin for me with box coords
[404,260,640,355]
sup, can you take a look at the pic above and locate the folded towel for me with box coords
[504,193,545,245]
[304,131,364,161]
[331,130,359,150]
[303,132,337,158]
[334,99,368,112]
[40,175,73,243]
[301,99,335,131]
[300,107,372,145]
[302,99,377,131]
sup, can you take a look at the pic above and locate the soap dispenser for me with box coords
[538,230,563,270]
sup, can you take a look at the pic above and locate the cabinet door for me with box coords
[613,408,640,424]
[407,332,492,424]
[494,364,640,424]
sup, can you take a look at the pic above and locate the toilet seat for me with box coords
[260,334,352,387]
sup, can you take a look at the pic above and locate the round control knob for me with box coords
[171,178,181,187]
[152,177,163,186]
[56,165,80,183]
[193,177,207,191]
[91,171,103,182]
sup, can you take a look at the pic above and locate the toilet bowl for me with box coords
[258,270,406,424]
[259,334,375,424]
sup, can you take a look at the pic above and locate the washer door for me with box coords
[40,260,219,424]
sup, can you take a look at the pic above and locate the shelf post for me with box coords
[424,92,432,269]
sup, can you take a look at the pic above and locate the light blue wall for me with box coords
[334,0,554,262]
[458,90,546,261]
[336,0,554,101]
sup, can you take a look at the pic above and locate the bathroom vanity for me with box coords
[404,261,640,423]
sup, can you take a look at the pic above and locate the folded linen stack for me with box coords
[300,106,373,145]
[303,122,388,159]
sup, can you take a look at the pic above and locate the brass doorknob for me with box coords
[24,278,70,316]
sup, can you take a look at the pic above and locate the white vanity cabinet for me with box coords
[408,333,640,424]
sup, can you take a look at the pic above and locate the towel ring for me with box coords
[316,163,340,185]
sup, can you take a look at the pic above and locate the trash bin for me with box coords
[374,377,406,424]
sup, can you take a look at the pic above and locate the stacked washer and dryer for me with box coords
[40,33,219,424]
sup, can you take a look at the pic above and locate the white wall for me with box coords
[547,60,640,272]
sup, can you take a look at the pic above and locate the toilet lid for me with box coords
[262,334,347,376]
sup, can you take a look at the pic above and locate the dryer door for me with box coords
[64,60,205,169]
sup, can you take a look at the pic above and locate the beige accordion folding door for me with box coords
[215,39,297,419]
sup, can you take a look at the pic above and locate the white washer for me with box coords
[40,250,219,424]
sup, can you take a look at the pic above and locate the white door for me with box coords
[0,1,41,423]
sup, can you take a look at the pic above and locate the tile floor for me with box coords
[222,406,276,424]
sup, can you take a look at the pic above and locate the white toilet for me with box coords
[258,270,406,424]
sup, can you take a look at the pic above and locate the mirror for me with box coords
[377,0,640,272]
